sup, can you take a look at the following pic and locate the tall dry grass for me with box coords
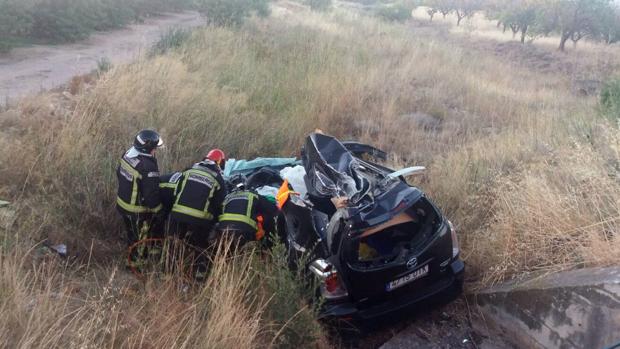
[0,2,619,346]
[0,239,325,348]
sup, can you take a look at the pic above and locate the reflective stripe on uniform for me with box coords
[219,213,258,230]
[159,183,177,189]
[117,158,161,213]
[246,193,255,217]
[117,197,162,213]
[219,191,258,230]
[171,168,219,220]
[173,205,214,220]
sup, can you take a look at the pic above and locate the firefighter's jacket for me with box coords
[170,160,226,227]
[159,172,182,214]
[219,190,278,240]
[116,148,162,215]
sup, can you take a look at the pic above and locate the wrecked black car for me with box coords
[229,133,464,323]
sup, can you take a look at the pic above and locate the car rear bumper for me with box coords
[319,258,465,322]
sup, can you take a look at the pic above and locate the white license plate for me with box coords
[386,264,429,292]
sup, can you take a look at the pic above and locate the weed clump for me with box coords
[150,27,193,56]
[197,0,271,27]
[601,78,620,122]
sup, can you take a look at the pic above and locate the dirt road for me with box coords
[0,11,203,105]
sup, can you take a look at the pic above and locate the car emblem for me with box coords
[406,257,418,269]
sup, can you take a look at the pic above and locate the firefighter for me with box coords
[116,129,165,249]
[217,175,278,247]
[169,149,227,249]
[158,171,182,232]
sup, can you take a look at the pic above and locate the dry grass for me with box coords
[0,2,619,346]
[0,239,324,348]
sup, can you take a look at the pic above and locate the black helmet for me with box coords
[133,129,163,153]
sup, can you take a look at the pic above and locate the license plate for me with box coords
[386,264,429,292]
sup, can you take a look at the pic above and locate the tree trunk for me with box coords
[559,31,571,51]
[510,24,519,38]
[520,25,527,44]
[456,12,464,26]
[429,13,434,21]
[497,20,502,28]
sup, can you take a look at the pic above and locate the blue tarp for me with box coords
[224,157,300,178]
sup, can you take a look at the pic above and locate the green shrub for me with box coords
[260,240,324,348]
[197,0,271,27]
[150,27,192,56]
[0,0,32,52]
[305,0,332,12]
[29,0,89,42]
[96,57,112,76]
[374,3,413,22]
[0,0,194,51]
[601,79,620,121]
[0,0,33,39]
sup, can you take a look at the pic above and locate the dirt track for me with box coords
[0,11,203,105]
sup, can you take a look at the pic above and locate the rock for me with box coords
[61,91,73,100]
[0,201,15,227]
[473,266,620,349]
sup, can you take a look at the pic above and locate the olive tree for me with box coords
[534,0,613,51]
[426,0,454,19]
[454,0,481,26]
[597,3,620,44]
[498,0,538,43]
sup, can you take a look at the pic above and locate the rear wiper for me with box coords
[386,166,426,179]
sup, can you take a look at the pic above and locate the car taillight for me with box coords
[310,259,348,301]
[325,273,339,293]
[448,220,459,259]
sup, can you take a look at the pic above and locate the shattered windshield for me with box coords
[303,133,366,201]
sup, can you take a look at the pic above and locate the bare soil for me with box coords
[0,11,203,106]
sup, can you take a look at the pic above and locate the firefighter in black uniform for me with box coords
[169,149,227,249]
[159,171,182,217]
[116,130,165,244]
[217,175,279,247]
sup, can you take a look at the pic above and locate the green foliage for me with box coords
[601,79,620,121]
[517,0,615,50]
[96,57,112,76]
[426,0,454,18]
[260,239,324,348]
[0,0,30,51]
[496,0,537,43]
[305,0,332,12]
[196,0,271,27]
[375,3,413,22]
[0,0,194,51]
[150,27,192,56]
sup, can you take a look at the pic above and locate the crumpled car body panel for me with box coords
[229,133,464,323]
